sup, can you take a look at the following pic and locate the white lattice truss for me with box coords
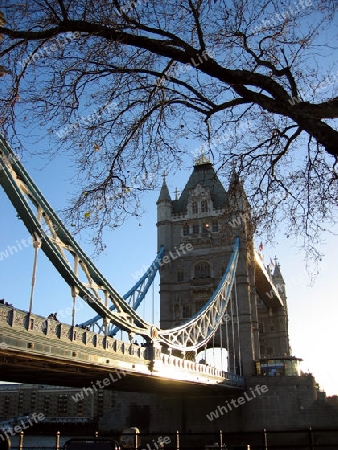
[158,238,239,352]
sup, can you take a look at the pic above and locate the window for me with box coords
[183,223,189,236]
[192,223,199,234]
[182,305,191,318]
[77,400,83,416]
[98,391,104,418]
[212,221,219,232]
[202,224,209,236]
[192,201,198,214]
[194,262,211,279]
[44,395,50,415]
[57,394,68,414]
[3,396,10,415]
[201,200,208,212]
[177,270,184,282]
[19,392,23,414]
[196,299,205,312]
[31,392,37,409]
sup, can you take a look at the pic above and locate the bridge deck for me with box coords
[0,304,245,393]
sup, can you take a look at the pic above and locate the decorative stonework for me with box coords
[0,308,9,323]
[14,311,26,327]
[187,184,212,217]
[47,320,58,334]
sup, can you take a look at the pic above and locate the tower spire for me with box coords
[157,175,171,203]
[194,146,211,166]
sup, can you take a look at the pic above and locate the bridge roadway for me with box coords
[0,304,244,394]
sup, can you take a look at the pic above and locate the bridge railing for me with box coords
[0,304,147,360]
[0,303,245,386]
[159,352,244,387]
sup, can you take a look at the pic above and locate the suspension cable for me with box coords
[234,276,242,376]
[219,316,223,371]
[225,304,230,372]
[152,279,155,324]
[29,234,41,315]
[230,290,236,373]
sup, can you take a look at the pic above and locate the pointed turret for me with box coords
[271,259,290,356]
[157,178,171,203]
[228,167,250,212]
[272,260,286,300]
[156,175,172,251]
[227,167,253,242]
[273,261,284,281]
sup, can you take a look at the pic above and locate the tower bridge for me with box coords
[1,134,335,432]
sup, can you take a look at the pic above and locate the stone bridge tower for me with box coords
[158,158,254,376]
[157,157,291,377]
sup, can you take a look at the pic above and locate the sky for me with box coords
[0,144,337,396]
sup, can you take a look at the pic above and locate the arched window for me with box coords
[192,223,199,234]
[182,305,191,318]
[192,201,198,214]
[201,200,208,212]
[212,221,218,232]
[194,262,211,279]
[196,299,205,312]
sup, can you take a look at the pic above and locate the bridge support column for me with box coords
[233,237,260,377]
[144,341,162,372]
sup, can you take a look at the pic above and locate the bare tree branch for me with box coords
[0,0,336,266]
